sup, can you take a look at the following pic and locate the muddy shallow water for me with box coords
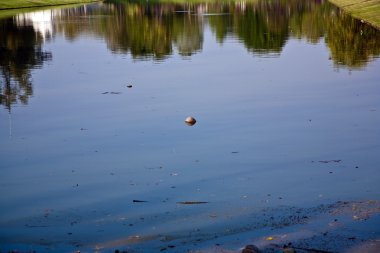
[1,0,380,252]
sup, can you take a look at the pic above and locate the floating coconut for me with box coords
[185,116,196,126]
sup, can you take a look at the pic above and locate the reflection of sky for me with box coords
[16,10,53,39]
[1,6,380,251]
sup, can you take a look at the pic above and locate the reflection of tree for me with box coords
[233,2,289,55]
[53,3,204,60]
[208,13,232,44]
[288,0,326,43]
[1,0,378,112]
[209,0,380,66]
[325,9,380,69]
[1,0,380,113]
[51,0,380,67]
[0,18,52,111]
[208,0,320,54]
[173,13,203,56]
[106,3,175,60]
[104,3,203,59]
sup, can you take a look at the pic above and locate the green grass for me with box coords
[328,0,380,29]
[0,0,100,10]
[0,3,92,18]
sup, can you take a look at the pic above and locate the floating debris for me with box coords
[127,84,133,88]
[133,200,148,203]
[177,201,208,204]
[319,160,341,163]
[102,91,121,94]
[185,116,197,126]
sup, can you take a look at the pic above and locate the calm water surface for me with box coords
[1,0,380,252]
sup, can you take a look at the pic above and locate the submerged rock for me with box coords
[242,244,261,253]
[283,248,296,253]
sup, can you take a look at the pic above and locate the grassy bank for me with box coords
[0,0,100,10]
[328,0,380,29]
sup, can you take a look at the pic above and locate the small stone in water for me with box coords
[242,244,261,253]
[283,248,296,253]
[185,116,196,126]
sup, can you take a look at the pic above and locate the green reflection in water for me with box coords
[1,0,380,110]
[325,12,380,68]
[53,2,204,59]
[30,0,380,62]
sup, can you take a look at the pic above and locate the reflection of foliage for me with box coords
[1,0,379,113]
[0,18,52,111]
[52,0,380,66]
[210,0,380,65]
[172,13,203,56]
[288,0,326,43]
[286,0,380,69]
[105,3,175,60]
[1,0,379,111]
[103,3,203,59]
[54,3,204,60]
[208,13,232,44]
[325,9,380,69]
[233,1,289,54]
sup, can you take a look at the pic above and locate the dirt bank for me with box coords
[328,0,380,29]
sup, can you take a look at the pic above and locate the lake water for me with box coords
[1,0,380,252]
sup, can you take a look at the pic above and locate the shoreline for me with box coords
[0,0,101,10]
[328,0,380,29]
[1,200,379,252]
[1,0,379,31]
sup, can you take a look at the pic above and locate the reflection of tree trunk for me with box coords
[3,66,11,87]
[1,65,14,111]
[8,111,12,138]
